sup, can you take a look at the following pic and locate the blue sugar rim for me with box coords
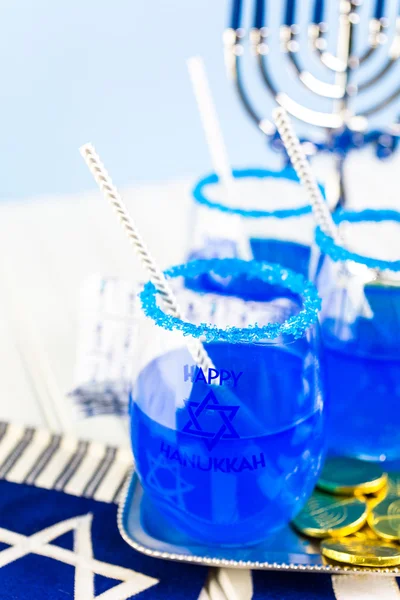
[315,209,400,272]
[192,167,325,219]
[139,258,321,343]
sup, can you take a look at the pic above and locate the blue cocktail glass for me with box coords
[312,209,400,461]
[187,168,325,294]
[130,258,325,546]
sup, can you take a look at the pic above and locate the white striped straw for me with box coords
[79,143,217,376]
[272,107,341,243]
[187,56,252,259]
[273,108,374,319]
[80,144,277,435]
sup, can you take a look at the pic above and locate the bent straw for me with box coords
[273,107,373,319]
[79,143,218,376]
[187,56,252,260]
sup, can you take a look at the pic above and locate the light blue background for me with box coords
[0,0,269,198]
[0,0,399,198]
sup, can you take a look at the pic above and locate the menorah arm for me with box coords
[359,81,400,118]
[360,16,388,64]
[311,13,387,75]
[256,43,344,129]
[291,61,344,99]
[276,92,344,129]
[309,25,347,73]
[223,28,274,136]
[224,28,347,133]
[280,27,345,100]
[358,45,376,64]
[309,0,361,75]
[357,20,400,92]
[358,57,397,92]
[316,49,348,73]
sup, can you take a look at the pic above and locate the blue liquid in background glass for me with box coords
[323,312,400,461]
[186,238,310,301]
[251,238,310,277]
[130,342,324,546]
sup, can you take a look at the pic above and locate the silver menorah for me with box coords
[224,0,400,207]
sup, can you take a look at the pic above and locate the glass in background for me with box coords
[186,167,325,299]
[311,209,400,461]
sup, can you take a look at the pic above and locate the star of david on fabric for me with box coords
[0,513,158,599]
[146,452,194,509]
[182,390,240,450]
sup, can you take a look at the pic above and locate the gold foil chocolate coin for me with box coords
[292,491,368,538]
[368,497,400,541]
[321,537,400,567]
[317,457,387,495]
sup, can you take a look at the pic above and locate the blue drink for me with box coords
[186,239,311,301]
[131,259,324,545]
[313,210,400,460]
[250,238,310,277]
[323,309,400,461]
[131,343,324,546]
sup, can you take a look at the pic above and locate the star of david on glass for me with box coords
[182,390,240,450]
[146,451,194,509]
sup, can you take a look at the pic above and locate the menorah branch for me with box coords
[226,0,400,207]
[276,25,345,100]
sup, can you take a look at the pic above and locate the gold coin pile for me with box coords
[292,458,400,567]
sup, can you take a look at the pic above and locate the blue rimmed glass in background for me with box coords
[130,258,325,546]
[312,209,400,461]
[186,167,325,298]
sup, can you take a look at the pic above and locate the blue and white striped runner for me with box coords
[0,421,132,504]
[0,421,397,600]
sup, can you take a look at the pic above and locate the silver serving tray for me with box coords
[118,470,400,575]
